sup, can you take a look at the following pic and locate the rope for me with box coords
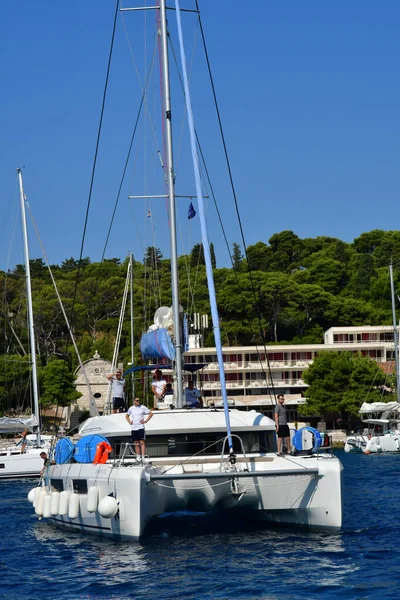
[152,479,230,490]
[55,0,120,394]
[26,202,98,418]
[159,435,229,474]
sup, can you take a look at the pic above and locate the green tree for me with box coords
[190,243,204,267]
[210,243,216,269]
[287,283,333,338]
[29,258,46,277]
[39,358,81,407]
[0,355,32,413]
[300,257,348,294]
[301,351,388,419]
[61,257,91,272]
[190,243,216,268]
[353,230,400,267]
[259,272,297,342]
[268,230,304,272]
[232,243,244,271]
[246,242,270,272]
[347,253,377,298]
[144,247,163,269]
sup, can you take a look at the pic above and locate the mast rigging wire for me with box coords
[67,0,120,347]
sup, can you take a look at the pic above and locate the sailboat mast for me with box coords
[159,0,184,407]
[17,169,41,445]
[130,253,135,398]
[389,263,400,402]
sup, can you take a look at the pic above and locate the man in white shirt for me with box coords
[184,380,202,408]
[125,398,153,458]
[106,370,126,413]
[151,369,167,409]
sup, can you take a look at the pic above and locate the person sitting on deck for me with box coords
[164,383,174,398]
[184,381,203,408]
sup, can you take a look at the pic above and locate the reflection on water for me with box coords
[32,521,149,579]
[29,512,355,592]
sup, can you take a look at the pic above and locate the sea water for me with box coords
[1,451,399,600]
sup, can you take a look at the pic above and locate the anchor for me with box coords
[230,476,245,502]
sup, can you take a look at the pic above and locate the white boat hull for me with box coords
[345,432,400,453]
[37,454,342,540]
[0,445,51,479]
[364,433,400,453]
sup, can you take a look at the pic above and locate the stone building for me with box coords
[74,351,116,415]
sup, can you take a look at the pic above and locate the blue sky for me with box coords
[1,1,399,271]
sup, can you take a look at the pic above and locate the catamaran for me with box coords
[29,0,343,538]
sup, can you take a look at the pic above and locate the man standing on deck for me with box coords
[106,370,126,413]
[274,394,291,455]
[126,397,153,459]
[151,369,167,409]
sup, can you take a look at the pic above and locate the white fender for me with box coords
[33,486,42,508]
[35,488,46,516]
[28,487,39,505]
[59,490,69,516]
[87,486,99,513]
[68,493,80,519]
[98,496,118,518]
[50,491,60,515]
[43,493,52,519]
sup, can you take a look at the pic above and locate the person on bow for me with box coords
[274,394,291,455]
[125,397,153,459]
[17,428,29,453]
[106,370,126,413]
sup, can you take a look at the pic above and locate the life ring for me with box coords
[93,441,112,464]
[292,427,322,453]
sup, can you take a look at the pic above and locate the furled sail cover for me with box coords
[140,328,176,361]
[0,415,39,433]
[359,401,400,414]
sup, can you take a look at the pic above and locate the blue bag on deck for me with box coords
[54,437,75,464]
[74,435,111,463]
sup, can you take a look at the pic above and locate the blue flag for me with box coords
[188,201,196,220]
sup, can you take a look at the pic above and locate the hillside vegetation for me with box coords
[1,229,399,413]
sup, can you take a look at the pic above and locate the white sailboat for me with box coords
[0,169,52,479]
[29,1,342,537]
[345,263,400,453]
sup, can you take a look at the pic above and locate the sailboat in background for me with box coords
[29,1,342,537]
[345,263,400,453]
[0,169,52,479]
